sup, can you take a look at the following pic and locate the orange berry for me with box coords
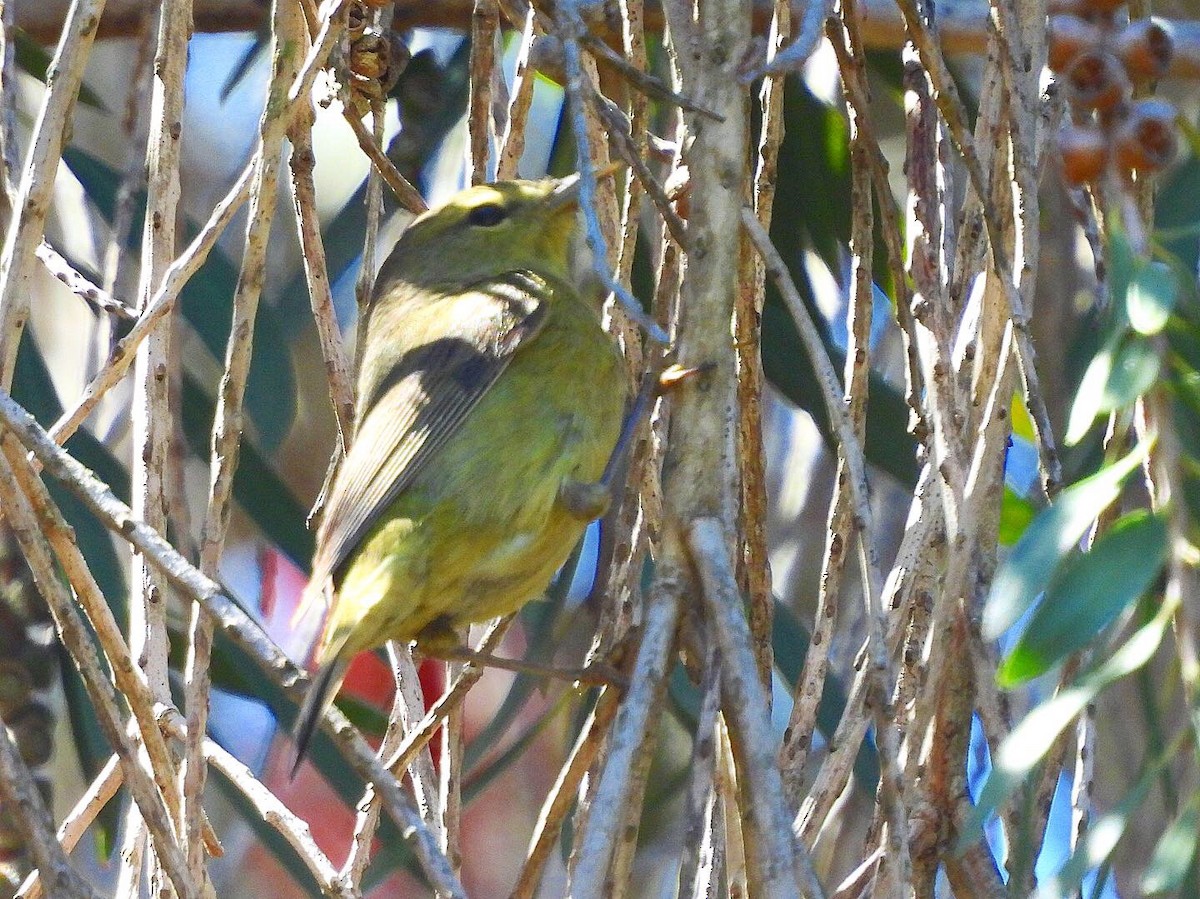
[1064,50,1130,111]
[1058,123,1109,184]
[1114,98,1179,173]
[1113,19,1174,81]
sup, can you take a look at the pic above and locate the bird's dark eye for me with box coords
[467,203,508,227]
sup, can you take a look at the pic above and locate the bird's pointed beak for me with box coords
[546,161,626,210]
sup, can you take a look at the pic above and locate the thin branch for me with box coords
[0,387,468,897]
[0,715,98,899]
[288,116,355,446]
[566,572,682,897]
[743,210,914,891]
[48,0,356,447]
[6,445,184,837]
[125,0,191,889]
[35,241,138,321]
[16,755,122,899]
[0,0,106,389]
[343,112,428,213]
[0,441,194,899]
[159,711,355,899]
[736,0,790,690]
[495,3,538,179]
[381,618,512,785]
[557,0,668,344]
[581,31,722,121]
[689,518,823,897]
[511,687,619,899]
[340,642,436,890]
[677,642,723,897]
[468,0,499,183]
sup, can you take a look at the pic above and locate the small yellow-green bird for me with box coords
[292,176,627,765]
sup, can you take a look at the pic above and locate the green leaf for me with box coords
[1126,260,1178,335]
[1102,335,1160,411]
[1066,331,1160,446]
[1142,793,1200,895]
[1155,153,1200,277]
[963,598,1174,845]
[983,442,1149,640]
[998,510,1168,686]
[1065,334,1118,446]
[1107,226,1138,320]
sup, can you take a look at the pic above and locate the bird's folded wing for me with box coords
[309,271,552,590]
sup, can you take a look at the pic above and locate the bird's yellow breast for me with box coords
[322,294,626,661]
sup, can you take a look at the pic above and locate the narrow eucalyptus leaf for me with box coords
[1127,260,1178,335]
[983,443,1148,640]
[1066,335,1118,445]
[997,511,1168,686]
[1100,336,1160,413]
[963,600,1173,844]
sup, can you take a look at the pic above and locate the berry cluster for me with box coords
[1049,2,1179,184]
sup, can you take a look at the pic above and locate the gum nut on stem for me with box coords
[1059,123,1109,184]
[1065,50,1130,112]
[1048,14,1105,72]
[1115,99,1179,173]
[1114,19,1174,81]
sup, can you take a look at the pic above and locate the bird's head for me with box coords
[373,171,618,295]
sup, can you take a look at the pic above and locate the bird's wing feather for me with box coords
[310,271,552,590]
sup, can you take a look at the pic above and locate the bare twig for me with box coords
[0,716,98,899]
[49,0,356,447]
[162,710,355,899]
[496,4,537,179]
[677,643,722,897]
[468,0,499,183]
[288,126,355,447]
[0,387,468,897]
[343,112,428,213]
[16,755,122,899]
[566,573,682,897]
[511,687,619,898]
[0,442,194,899]
[123,0,191,890]
[689,518,822,897]
[557,0,668,344]
[743,210,914,891]
[35,242,138,321]
[0,0,107,389]
[340,642,436,889]
[581,31,722,121]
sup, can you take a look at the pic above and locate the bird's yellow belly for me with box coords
[329,309,625,657]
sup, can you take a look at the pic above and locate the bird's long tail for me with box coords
[290,657,348,779]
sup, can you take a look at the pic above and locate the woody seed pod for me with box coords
[349,30,390,81]
[1048,14,1105,72]
[1114,98,1179,172]
[1114,19,1174,81]
[1058,123,1109,184]
[1064,50,1130,111]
